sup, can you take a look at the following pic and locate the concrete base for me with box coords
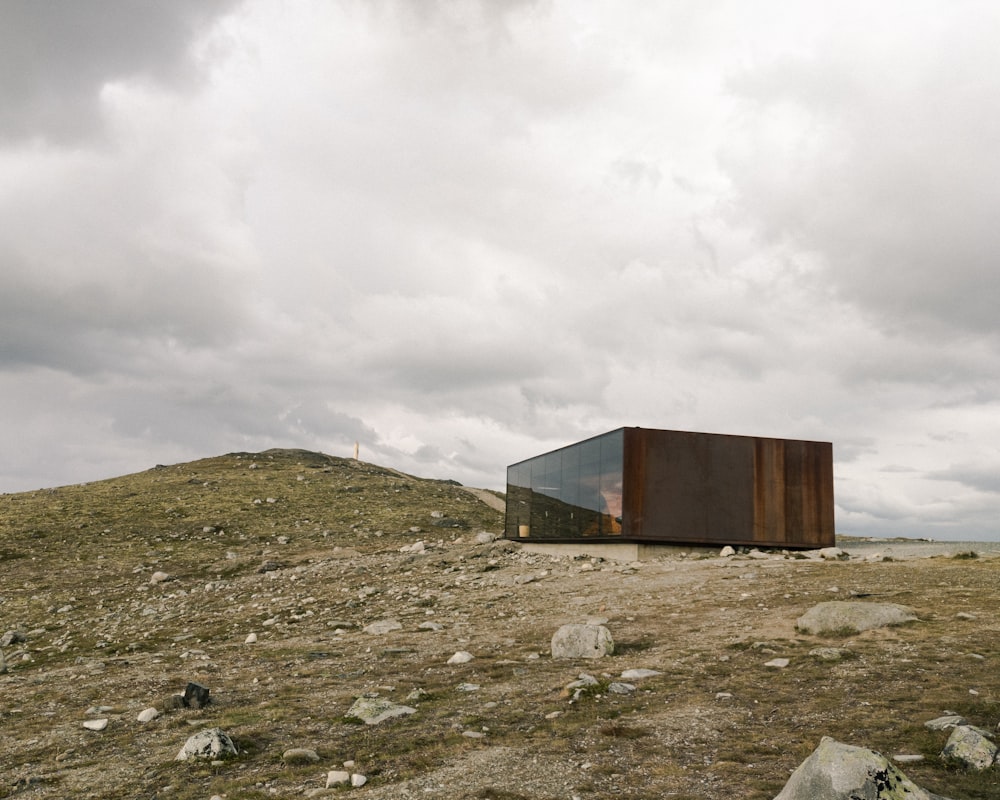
[519,541,719,562]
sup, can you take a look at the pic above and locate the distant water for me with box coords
[837,536,1000,559]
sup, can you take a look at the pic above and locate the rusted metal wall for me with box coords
[623,428,834,548]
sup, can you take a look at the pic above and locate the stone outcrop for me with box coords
[774,737,952,800]
[796,602,918,635]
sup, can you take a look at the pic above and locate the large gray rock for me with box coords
[796,602,917,635]
[774,737,953,800]
[941,725,998,770]
[551,623,614,659]
[175,728,238,761]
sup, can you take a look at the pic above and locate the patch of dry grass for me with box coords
[2,451,1000,798]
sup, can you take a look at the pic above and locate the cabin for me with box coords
[504,427,834,549]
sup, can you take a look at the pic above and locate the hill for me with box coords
[0,450,998,799]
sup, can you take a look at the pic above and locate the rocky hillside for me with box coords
[0,450,998,799]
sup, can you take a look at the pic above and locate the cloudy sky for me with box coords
[3,1,999,541]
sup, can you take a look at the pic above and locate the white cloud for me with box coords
[1,1,998,541]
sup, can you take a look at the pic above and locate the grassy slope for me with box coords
[1,450,998,799]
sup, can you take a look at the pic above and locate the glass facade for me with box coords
[505,428,624,540]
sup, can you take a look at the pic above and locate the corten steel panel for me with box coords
[624,428,834,548]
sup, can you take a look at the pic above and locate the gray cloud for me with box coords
[927,464,1000,495]
[0,0,241,142]
[721,7,1000,337]
[1,1,999,540]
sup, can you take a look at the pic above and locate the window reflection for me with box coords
[505,429,624,540]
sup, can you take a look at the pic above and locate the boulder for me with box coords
[796,602,917,635]
[941,725,998,770]
[551,623,614,659]
[774,737,953,800]
[175,728,238,761]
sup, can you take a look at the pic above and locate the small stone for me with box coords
[183,682,211,709]
[893,754,924,763]
[282,747,320,764]
[326,770,350,787]
[418,621,443,631]
[150,571,170,584]
[809,647,847,661]
[924,715,967,731]
[566,673,599,690]
[0,630,26,647]
[83,718,108,731]
[764,658,790,668]
[716,692,734,700]
[620,669,661,680]
[351,774,368,787]
[244,633,258,644]
[462,730,486,738]
[447,651,474,665]
[363,619,402,635]
[719,546,736,557]
[137,707,160,723]
[456,683,480,692]
[607,682,635,694]
[345,696,416,725]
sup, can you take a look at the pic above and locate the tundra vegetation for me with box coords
[0,449,997,799]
